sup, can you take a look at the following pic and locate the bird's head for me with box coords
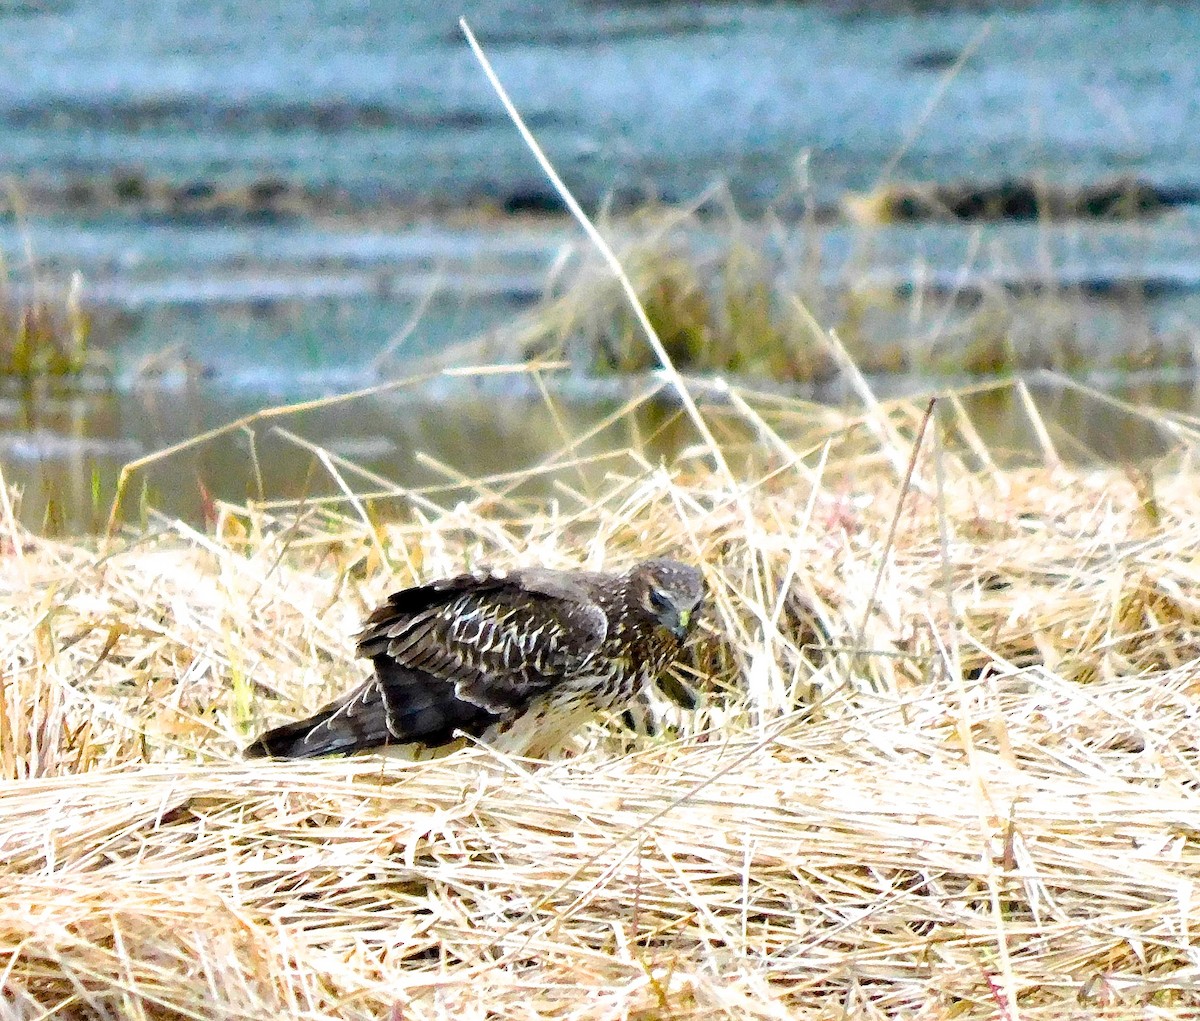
[630,559,706,641]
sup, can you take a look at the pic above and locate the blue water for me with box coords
[1,0,1198,380]
[2,2,1197,204]
[0,0,1199,529]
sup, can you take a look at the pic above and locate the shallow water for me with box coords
[6,211,1200,387]
[3,0,1198,370]
[3,1,1197,208]
[4,370,1192,534]
[1,0,1198,529]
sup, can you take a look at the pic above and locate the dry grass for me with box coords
[3,368,1200,1019]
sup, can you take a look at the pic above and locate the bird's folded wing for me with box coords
[356,574,608,716]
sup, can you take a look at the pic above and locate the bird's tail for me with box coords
[244,663,499,759]
[244,679,396,759]
[244,702,392,759]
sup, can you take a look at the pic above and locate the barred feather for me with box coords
[246,558,704,759]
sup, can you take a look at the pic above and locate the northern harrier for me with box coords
[246,558,704,759]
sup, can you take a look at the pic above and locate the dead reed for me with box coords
[2,367,1200,1019]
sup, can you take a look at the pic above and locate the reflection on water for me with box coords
[1,373,1192,534]
[0,380,693,533]
[948,383,1177,466]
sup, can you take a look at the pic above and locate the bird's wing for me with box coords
[355,570,608,716]
[249,570,610,757]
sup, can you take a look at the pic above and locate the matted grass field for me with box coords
[3,373,1200,1020]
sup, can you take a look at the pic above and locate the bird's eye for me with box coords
[648,588,671,612]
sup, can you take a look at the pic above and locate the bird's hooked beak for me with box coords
[668,607,693,640]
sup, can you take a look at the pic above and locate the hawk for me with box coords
[246,558,705,759]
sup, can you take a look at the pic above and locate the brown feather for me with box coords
[246,559,704,759]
